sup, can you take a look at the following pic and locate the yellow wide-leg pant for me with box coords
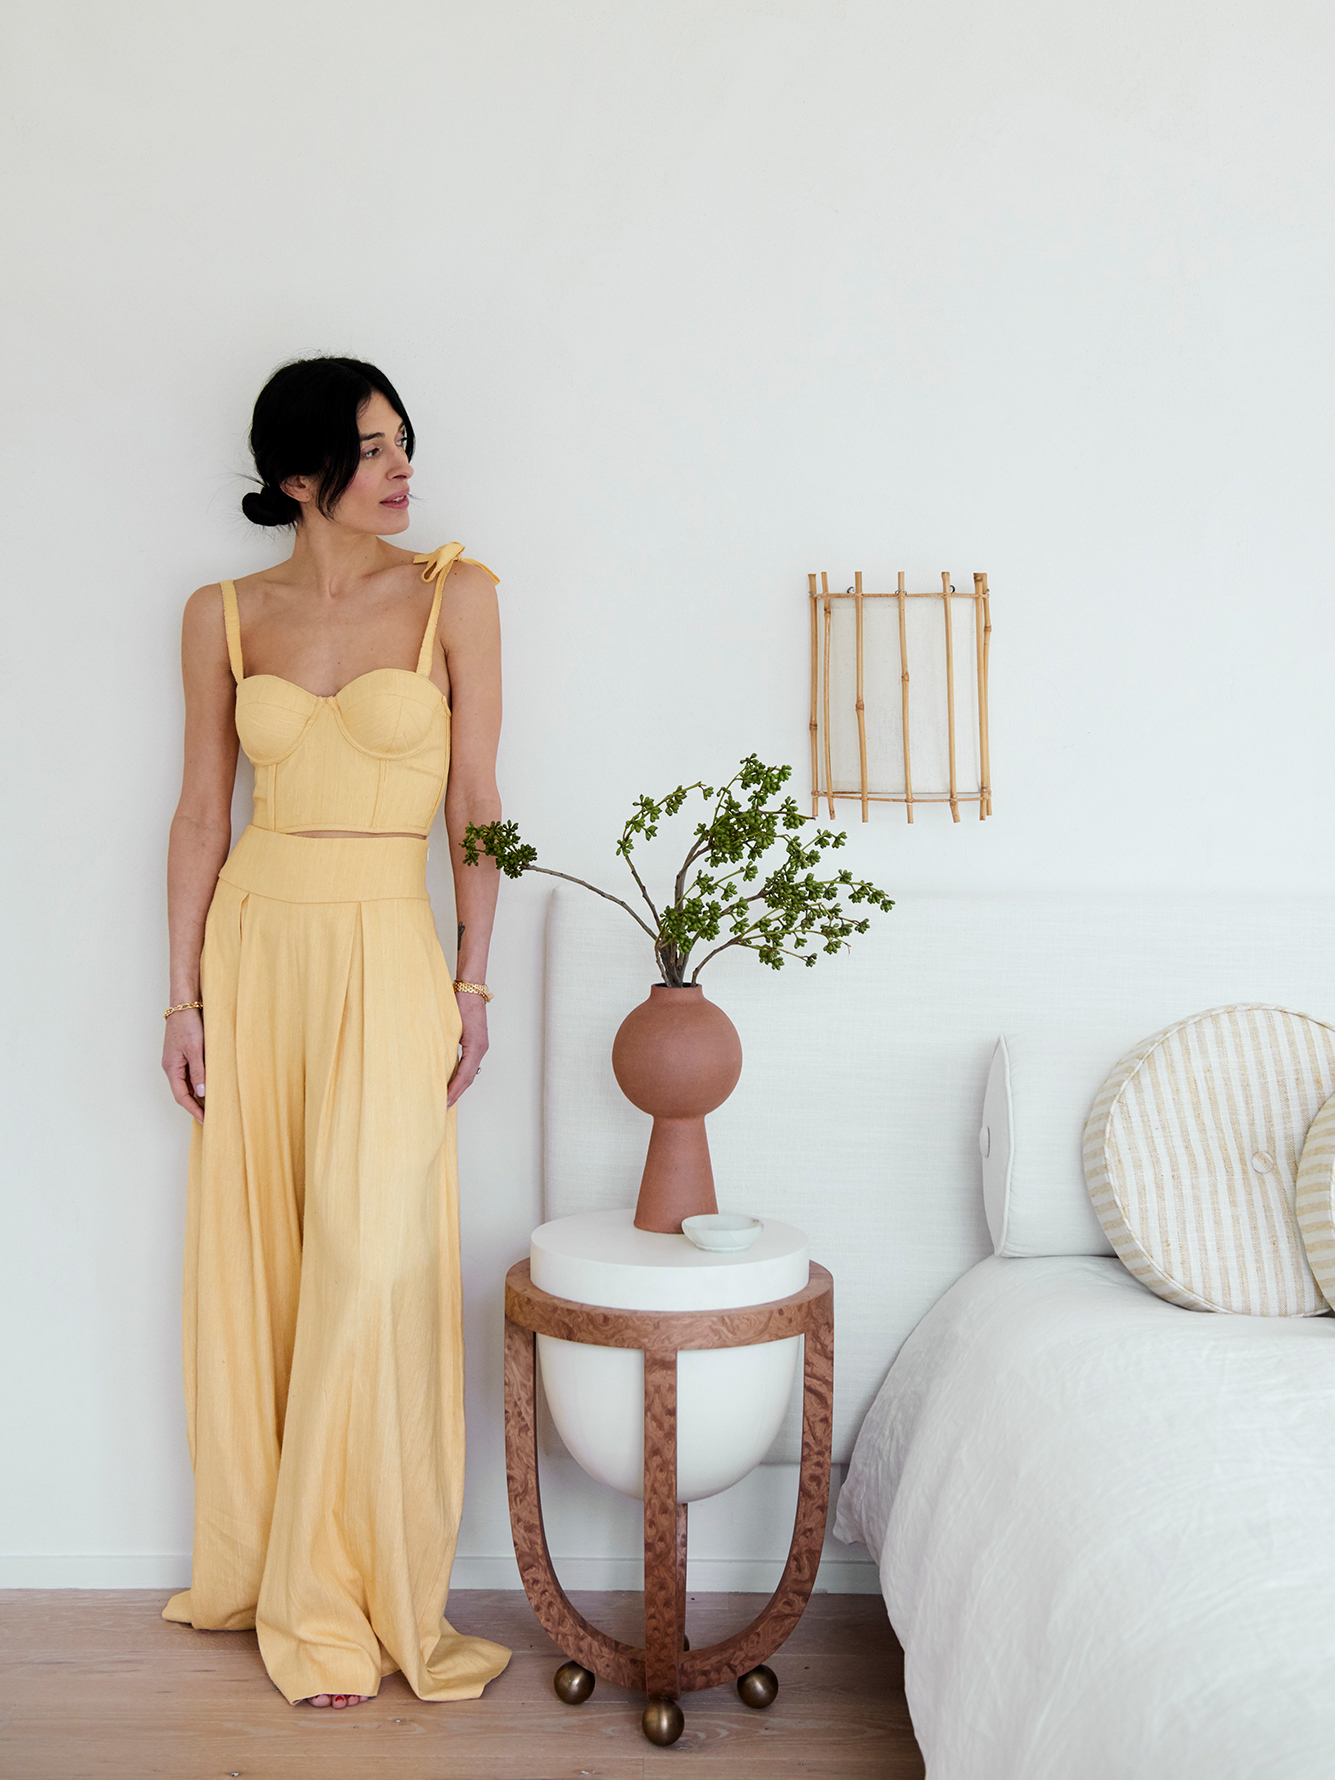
[163,826,511,1705]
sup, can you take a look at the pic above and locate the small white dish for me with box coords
[681,1213,764,1253]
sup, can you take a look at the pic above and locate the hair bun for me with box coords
[242,484,298,528]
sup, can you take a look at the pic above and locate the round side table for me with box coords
[502,1213,834,1747]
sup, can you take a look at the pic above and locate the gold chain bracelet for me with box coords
[453,980,493,1003]
[164,999,204,1019]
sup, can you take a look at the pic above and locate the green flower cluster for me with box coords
[463,754,894,988]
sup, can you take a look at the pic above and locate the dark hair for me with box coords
[241,355,415,527]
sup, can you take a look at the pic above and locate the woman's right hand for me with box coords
[163,1009,206,1123]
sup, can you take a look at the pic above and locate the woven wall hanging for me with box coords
[808,570,993,823]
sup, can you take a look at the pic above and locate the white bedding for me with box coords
[834,1255,1335,1780]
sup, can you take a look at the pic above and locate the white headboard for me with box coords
[543,888,1335,1463]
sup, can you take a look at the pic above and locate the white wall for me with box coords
[3,1,1332,1591]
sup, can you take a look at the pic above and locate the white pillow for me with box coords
[981,1032,1117,1258]
[1084,1004,1335,1315]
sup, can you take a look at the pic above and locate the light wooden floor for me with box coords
[0,1587,923,1779]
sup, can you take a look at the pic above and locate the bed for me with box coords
[834,1253,1335,1779]
[541,886,1335,1770]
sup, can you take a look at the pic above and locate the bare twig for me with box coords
[524,867,660,941]
[620,845,662,928]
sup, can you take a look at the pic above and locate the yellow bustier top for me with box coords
[220,544,495,836]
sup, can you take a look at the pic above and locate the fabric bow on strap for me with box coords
[414,543,466,586]
[413,544,499,587]
[410,545,499,676]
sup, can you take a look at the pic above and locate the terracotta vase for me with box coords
[612,984,744,1234]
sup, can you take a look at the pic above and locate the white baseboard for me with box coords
[0,1553,880,1595]
[0,1556,194,1589]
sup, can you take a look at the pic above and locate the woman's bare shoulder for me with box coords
[441,556,500,632]
[180,584,232,680]
[182,581,225,634]
[447,557,501,600]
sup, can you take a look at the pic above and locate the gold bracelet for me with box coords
[164,999,204,1019]
[453,980,493,1003]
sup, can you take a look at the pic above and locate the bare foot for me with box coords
[305,1693,371,1708]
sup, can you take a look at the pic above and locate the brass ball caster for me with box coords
[553,1660,595,1705]
[642,1697,686,1745]
[737,1664,779,1709]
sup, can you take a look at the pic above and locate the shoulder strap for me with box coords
[220,581,244,682]
[459,554,500,585]
[413,543,468,674]
[416,578,446,676]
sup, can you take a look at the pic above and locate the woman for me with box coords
[160,356,511,1709]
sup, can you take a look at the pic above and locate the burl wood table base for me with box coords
[503,1259,834,1745]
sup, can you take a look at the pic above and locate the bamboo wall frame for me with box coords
[808,570,992,823]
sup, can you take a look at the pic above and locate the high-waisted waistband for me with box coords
[217,826,431,904]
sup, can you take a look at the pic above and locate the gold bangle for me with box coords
[164,999,204,1019]
[453,980,493,1003]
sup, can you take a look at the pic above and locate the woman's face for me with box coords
[340,390,413,533]
[284,389,414,534]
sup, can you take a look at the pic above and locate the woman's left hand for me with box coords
[448,991,490,1106]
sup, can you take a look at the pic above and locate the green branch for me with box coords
[462,756,893,988]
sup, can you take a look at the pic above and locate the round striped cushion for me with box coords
[1083,1005,1335,1315]
[1296,1092,1335,1310]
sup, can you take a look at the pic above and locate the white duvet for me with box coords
[834,1255,1335,1780]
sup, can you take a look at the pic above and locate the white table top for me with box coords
[530,1208,810,1311]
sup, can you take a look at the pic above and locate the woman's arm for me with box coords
[441,562,503,1108]
[162,586,240,1122]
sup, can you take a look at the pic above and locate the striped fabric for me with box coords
[1296,1092,1335,1310]
[1083,1005,1335,1316]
